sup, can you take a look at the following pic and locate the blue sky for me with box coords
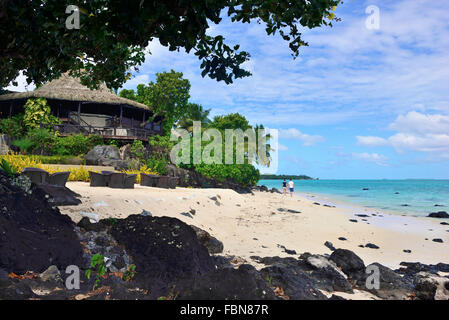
[9,0,449,179]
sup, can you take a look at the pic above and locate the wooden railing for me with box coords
[47,123,162,140]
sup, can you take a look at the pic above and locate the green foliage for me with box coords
[85,254,107,290]
[147,135,173,160]
[1,0,339,89]
[0,114,26,138]
[122,264,136,282]
[194,163,260,186]
[27,128,55,155]
[120,70,191,134]
[130,140,145,160]
[208,113,251,131]
[52,134,103,156]
[0,159,18,177]
[23,98,60,130]
[145,156,168,176]
[177,103,211,132]
[108,139,119,148]
[12,138,35,154]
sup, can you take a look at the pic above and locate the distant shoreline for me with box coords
[259,174,314,180]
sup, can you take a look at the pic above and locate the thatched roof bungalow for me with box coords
[0,73,162,140]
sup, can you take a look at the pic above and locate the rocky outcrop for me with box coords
[84,145,128,169]
[0,134,10,155]
[329,249,365,281]
[0,171,85,274]
[413,272,449,300]
[360,263,414,300]
[34,183,82,206]
[177,264,276,300]
[428,211,449,218]
[190,225,224,254]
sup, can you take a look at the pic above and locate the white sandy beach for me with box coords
[60,182,449,272]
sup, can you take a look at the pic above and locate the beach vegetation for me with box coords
[0,114,26,139]
[23,98,60,131]
[85,253,107,290]
[0,159,18,177]
[120,70,191,135]
[122,264,136,282]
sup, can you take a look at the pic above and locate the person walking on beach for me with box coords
[282,179,287,196]
[288,179,294,197]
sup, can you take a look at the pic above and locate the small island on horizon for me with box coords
[260,174,314,180]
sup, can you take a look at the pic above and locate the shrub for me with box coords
[145,156,168,175]
[0,114,26,138]
[23,98,60,130]
[27,128,55,155]
[147,135,173,159]
[51,134,103,156]
[193,163,260,186]
[130,139,145,160]
[12,138,35,154]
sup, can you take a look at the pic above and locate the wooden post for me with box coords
[77,102,81,124]
[119,105,123,127]
[9,102,13,118]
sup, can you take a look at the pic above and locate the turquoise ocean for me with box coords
[258,179,449,217]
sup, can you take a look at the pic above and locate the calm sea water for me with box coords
[258,179,449,217]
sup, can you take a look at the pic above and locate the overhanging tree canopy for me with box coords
[0,0,340,90]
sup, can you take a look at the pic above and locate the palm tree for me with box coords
[177,103,211,132]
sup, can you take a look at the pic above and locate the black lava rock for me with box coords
[428,211,449,218]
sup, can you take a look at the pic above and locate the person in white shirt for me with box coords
[288,179,294,197]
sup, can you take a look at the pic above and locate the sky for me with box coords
[8,0,449,179]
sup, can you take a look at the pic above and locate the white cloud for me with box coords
[279,128,325,146]
[351,152,389,166]
[356,136,389,147]
[389,111,449,135]
[357,111,449,159]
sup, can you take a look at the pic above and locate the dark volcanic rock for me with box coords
[432,238,444,243]
[277,245,297,255]
[270,187,282,194]
[428,211,449,218]
[329,249,365,280]
[440,222,449,225]
[365,243,380,249]
[287,209,301,213]
[360,263,414,300]
[35,183,81,206]
[259,265,327,300]
[108,215,215,294]
[304,255,353,293]
[338,237,347,241]
[349,219,358,223]
[324,241,336,251]
[252,255,353,295]
[0,171,84,274]
[190,225,224,254]
[177,264,276,300]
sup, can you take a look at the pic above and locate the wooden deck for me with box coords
[49,123,162,141]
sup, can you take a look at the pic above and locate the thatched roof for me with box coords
[0,73,150,110]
